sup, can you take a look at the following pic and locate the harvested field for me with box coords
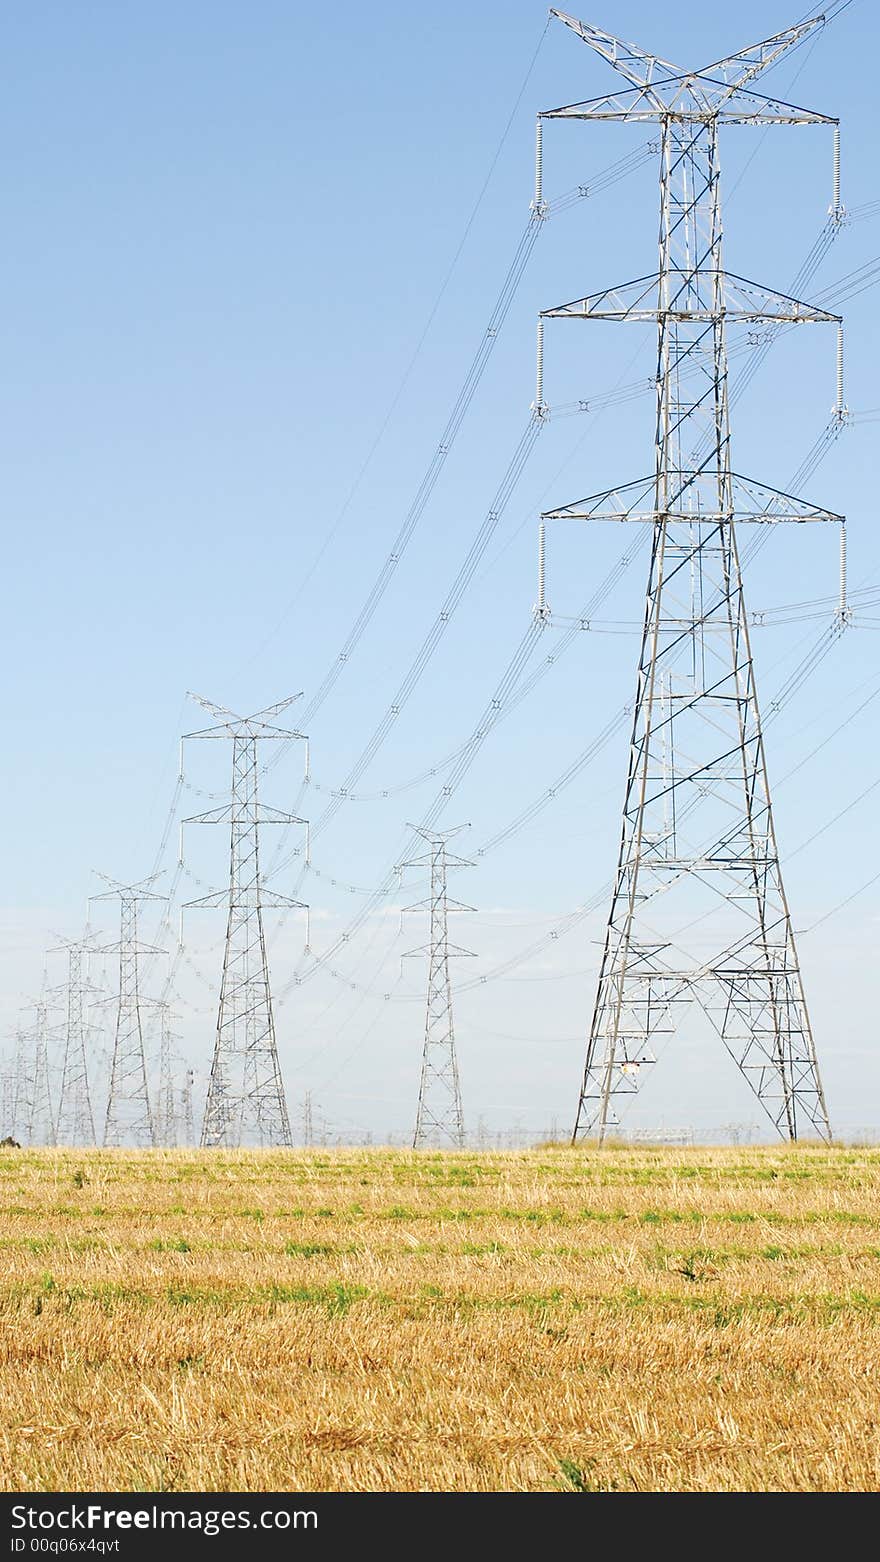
[0,1144,877,1491]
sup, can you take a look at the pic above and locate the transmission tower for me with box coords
[50,934,98,1147]
[1,1032,28,1140]
[0,1064,13,1140]
[401,826,474,1149]
[182,1068,195,1147]
[92,876,165,1147]
[540,11,839,1142]
[182,695,308,1149]
[155,1002,179,1148]
[301,1091,314,1148]
[23,999,56,1147]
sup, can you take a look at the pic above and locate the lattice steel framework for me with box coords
[402,827,474,1148]
[183,695,308,1149]
[93,877,164,1148]
[52,934,98,1147]
[540,9,839,1142]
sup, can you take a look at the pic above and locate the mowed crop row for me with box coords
[0,1145,878,1491]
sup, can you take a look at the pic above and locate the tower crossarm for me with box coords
[545,8,833,122]
[697,12,828,100]
[403,894,476,916]
[185,691,306,738]
[542,474,844,526]
[93,939,167,958]
[183,804,307,827]
[185,722,308,742]
[550,7,825,95]
[549,10,684,98]
[90,873,167,905]
[540,83,834,126]
[541,273,840,324]
[185,888,306,912]
[403,942,477,961]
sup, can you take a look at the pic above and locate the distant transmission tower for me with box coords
[155,1002,178,1148]
[301,1091,314,1148]
[1,1032,28,1140]
[24,999,56,1147]
[0,1064,12,1139]
[51,934,98,1147]
[92,876,165,1147]
[183,695,308,1149]
[0,1070,14,1139]
[182,1069,195,1147]
[402,826,474,1148]
[540,11,839,1142]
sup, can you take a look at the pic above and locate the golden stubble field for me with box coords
[0,1144,878,1492]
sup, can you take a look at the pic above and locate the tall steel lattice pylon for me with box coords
[401,827,474,1149]
[51,934,98,1147]
[92,876,165,1147]
[540,10,841,1143]
[182,695,308,1149]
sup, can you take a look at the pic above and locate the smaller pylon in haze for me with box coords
[23,998,57,1147]
[50,932,99,1147]
[301,1091,314,1148]
[155,1001,179,1148]
[182,1069,195,1148]
[1,1031,29,1141]
[401,826,475,1149]
[91,875,166,1148]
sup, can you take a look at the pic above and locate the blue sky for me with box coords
[2,1,879,1141]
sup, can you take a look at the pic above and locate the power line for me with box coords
[236,16,554,675]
